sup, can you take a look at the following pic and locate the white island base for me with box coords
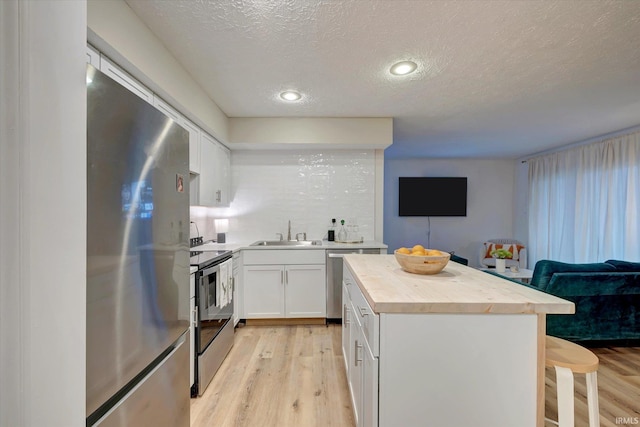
[379,313,538,426]
[342,254,573,427]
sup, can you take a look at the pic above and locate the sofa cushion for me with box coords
[530,260,616,290]
[545,272,640,342]
[605,259,640,272]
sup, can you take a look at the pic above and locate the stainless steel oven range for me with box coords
[190,248,233,397]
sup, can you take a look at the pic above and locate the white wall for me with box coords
[87,0,229,143]
[1,1,86,425]
[192,150,378,243]
[384,158,517,266]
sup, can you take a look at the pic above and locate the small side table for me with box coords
[482,268,534,283]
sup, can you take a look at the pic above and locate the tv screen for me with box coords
[399,177,467,217]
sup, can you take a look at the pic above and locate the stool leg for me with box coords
[555,366,575,427]
[586,371,600,427]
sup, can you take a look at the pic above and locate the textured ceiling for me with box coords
[125,0,640,158]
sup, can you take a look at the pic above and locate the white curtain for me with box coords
[528,131,640,263]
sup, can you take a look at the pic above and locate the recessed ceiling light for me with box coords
[280,90,302,101]
[390,61,418,76]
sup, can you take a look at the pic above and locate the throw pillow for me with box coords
[484,243,524,260]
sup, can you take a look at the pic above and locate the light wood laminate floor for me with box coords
[191,325,639,427]
[191,324,354,427]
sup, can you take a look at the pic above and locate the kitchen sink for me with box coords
[250,240,323,247]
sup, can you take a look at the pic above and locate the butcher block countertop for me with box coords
[343,254,575,315]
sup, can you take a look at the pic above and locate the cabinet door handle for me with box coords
[355,339,363,366]
[216,190,221,202]
[343,305,350,327]
[281,270,284,284]
[285,270,288,284]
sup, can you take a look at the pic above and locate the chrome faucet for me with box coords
[287,220,291,241]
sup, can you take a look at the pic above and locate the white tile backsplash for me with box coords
[191,149,376,243]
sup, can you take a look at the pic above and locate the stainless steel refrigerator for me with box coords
[86,64,190,426]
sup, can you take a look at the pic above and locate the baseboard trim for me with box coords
[245,318,326,326]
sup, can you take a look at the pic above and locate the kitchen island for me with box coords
[342,254,574,427]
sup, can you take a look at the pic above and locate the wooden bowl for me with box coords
[394,250,451,275]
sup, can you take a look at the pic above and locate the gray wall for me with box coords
[384,157,517,267]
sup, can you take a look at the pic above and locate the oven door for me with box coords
[196,259,233,354]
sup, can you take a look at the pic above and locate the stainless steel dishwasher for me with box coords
[326,248,382,320]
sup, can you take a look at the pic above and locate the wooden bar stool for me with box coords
[545,335,600,427]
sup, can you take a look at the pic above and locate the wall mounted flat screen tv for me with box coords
[399,177,467,217]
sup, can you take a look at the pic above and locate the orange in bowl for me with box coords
[394,247,450,275]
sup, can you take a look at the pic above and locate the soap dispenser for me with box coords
[328,218,336,241]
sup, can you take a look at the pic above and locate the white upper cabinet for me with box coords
[199,133,230,207]
[100,56,153,104]
[152,95,201,175]
[153,95,181,122]
[181,120,201,175]
[88,46,230,207]
[86,45,100,68]
[153,96,229,207]
[214,142,231,206]
[198,133,217,206]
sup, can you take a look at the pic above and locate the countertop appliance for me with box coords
[326,248,382,320]
[190,246,234,396]
[86,64,190,426]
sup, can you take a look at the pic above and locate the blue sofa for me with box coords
[492,259,640,344]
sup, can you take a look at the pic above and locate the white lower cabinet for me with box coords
[342,284,352,374]
[343,269,378,427]
[232,251,241,326]
[244,264,326,318]
[242,249,326,319]
[343,263,539,427]
[362,335,379,427]
[244,265,284,318]
[284,264,326,317]
[349,300,364,426]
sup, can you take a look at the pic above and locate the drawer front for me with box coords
[344,266,379,356]
[343,266,354,300]
[243,249,325,265]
